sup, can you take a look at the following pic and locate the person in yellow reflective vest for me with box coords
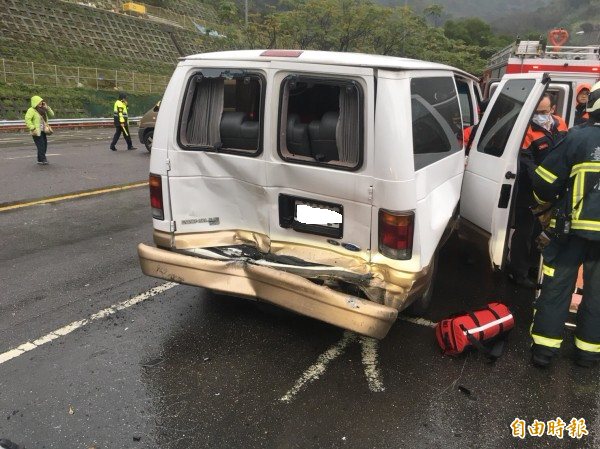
[529,81,600,368]
[110,92,136,151]
[24,95,54,164]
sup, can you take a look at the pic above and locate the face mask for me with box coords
[532,114,550,127]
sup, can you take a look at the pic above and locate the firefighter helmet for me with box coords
[587,81,600,113]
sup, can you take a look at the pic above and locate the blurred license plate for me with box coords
[295,200,342,229]
[278,194,344,238]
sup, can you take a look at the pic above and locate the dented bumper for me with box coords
[137,243,398,339]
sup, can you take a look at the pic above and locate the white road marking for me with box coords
[0,282,178,366]
[280,313,437,402]
[6,153,62,160]
[280,330,356,403]
[360,336,385,392]
[0,138,24,143]
[398,314,438,328]
[281,330,388,403]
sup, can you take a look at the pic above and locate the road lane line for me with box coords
[6,153,62,160]
[281,315,437,402]
[0,282,178,366]
[398,314,438,328]
[360,336,385,392]
[280,330,357,403]
[281,331,388,402]
[0,181,148,212]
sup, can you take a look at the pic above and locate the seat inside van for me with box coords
[220,111,259,150]
[308,111,339,161]
[286,113,312,157]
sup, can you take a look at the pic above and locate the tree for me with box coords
[216,0,500,76]
[216,0,240,24]
[443,17,495,47]
[423,4,443,27]
[273,0,381,51]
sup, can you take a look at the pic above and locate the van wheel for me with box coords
[406,253,438,316]
[144,129,154,152]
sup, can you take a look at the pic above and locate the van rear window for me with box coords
[278,76,363,170]
[178,69,264,155]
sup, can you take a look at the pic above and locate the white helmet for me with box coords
[587,81,600,113]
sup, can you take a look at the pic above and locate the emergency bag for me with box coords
[435,302,514,360]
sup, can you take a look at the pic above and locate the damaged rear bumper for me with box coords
[138,243,398,339]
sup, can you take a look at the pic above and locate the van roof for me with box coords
[182,49,478,81]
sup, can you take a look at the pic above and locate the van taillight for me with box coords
[149,174,164,220]
[378,209,414,260]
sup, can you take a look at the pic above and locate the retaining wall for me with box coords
[0,0,213,67]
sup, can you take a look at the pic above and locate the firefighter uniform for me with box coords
[508,112,568,286]
[110,93,136,151]
[530,91,600,367]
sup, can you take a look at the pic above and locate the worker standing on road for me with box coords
[529,81,600,368]
[110,92,137,151]
[508,93,568,288]
[24,95,54,165]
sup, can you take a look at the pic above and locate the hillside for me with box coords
[0,0,226,119]
[0,0,208,75]
[342,0,551,20]
[361,0,599,40]
[491,0,600,39]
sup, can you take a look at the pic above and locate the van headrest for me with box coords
[308,111,339,161]
[286,114,311,157]
[220,111,259,151]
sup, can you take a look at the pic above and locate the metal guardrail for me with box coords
[0,117,141,131]
[1,59,168,93]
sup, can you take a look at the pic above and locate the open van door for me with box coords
[459,73,549,270]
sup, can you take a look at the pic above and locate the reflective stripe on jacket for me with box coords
[517,115,568,207]
[521,115,568,165]
[532,121,600,240]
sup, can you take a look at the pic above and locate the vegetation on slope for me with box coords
[0,84,161,120]
[2,0,596,120]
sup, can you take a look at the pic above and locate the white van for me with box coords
[137,49,489,339]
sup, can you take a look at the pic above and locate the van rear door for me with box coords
[166,66,269,244]
[266,63,375,262]
[460,73,549,270]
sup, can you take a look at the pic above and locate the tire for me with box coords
[143,129,154,152]
[406,252,438,316]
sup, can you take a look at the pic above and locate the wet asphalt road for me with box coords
[1,129,599,448]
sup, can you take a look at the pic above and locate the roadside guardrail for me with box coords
[0,117,141,131]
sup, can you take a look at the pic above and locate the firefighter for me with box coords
[110,92,137,151]
[574,83,591,126]
[508,93,568,288]
[529,81,600,368]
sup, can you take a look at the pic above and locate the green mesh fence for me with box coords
[0,83,162,120]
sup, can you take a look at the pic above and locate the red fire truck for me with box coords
[482,30,600,98]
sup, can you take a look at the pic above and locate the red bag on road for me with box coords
[435,302,514,359]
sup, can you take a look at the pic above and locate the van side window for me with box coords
[547,84,570,125]
[477,79,535,157]
[410,77,461,170]
[278,77,362,170]
[178,69,263,155]
[456,79,473,127]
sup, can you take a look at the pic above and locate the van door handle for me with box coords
[505,171,516,179]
